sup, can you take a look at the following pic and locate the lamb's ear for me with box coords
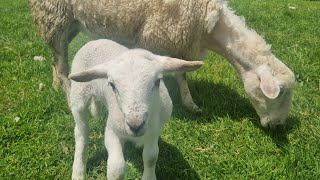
[69,63,108,82]
[256,65,280,99]
[160,57,204,73]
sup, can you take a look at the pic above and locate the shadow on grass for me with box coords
[124,139,200,179]
[157,139,200,180]
[87,148,107,173]
[164,76,256,122]
[87,139,200,179]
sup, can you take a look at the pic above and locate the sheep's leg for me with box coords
[51,25,79,103]
[52,44,70,99]
[142,138,159,180]
[175,73,202,112]
[71,103,89,180]
[105,127,125,180]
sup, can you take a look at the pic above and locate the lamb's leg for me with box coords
[71,103,89,180]
[142,138,159,180]
[105,127,125,180]
[175,72,202,112]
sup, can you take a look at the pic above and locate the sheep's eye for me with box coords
[109,82,118,93]
[154,78,161,88]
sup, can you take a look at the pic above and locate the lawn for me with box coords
[1,0,319,179]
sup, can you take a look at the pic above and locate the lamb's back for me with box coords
[71,39,128,73]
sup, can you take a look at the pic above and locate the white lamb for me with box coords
[29,0,295,128]
[68,39,203,179]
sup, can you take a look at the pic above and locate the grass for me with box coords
[0,0,319,179]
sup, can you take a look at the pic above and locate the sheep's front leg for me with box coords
[105,127,125,180]
[51,26,79,104]
[175,73,202,112]
[142,138,159,180]
[71,105,89,180]
[51,41,71,102]
[53,50,70,93]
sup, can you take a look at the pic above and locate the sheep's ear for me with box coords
[69,64,108,82]
[256,65,280,99]
[160,57,204,73]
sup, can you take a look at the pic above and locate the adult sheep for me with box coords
[29,0,295,128]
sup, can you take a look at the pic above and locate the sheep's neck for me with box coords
[208,6,276,77]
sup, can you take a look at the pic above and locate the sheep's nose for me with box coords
[127,120,145,134]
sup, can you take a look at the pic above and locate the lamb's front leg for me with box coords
[142,138,159,180]
[105,127,125,180]
[175,73,202,112]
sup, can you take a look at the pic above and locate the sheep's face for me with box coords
[244,65,295,129]
[69,48,203,136]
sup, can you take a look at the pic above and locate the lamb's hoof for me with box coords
[71,172,85,180]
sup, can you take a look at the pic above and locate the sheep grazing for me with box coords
[68,39,203,179]
[29,0,295,128]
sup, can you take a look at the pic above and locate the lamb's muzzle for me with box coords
[125,112,148,136]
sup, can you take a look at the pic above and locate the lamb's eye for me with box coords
[109,82,118,93]
[154,78,161,88]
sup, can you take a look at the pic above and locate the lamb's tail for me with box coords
[28,0,72,44]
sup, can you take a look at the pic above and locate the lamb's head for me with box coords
[69,49,203,136]
[243,64,295,129]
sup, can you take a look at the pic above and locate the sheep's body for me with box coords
[30,0,219,59]
[69,39,203,179]
[29,0,295,128]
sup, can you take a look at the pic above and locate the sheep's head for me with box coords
[243,64,295,129]
[69,49,203,136]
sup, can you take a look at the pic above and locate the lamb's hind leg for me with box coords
[175,72,202,112]
[71,100,89,180]
[51,25,79,103]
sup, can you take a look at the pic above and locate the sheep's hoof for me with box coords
[52,66,60,91]
[52,81,60,91]
[184,104,202,113]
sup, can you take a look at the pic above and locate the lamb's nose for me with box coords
[126,112,148,135]
[127,120,145,134]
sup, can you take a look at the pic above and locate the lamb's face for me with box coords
[106,56,162,137]
[244,65,295,129]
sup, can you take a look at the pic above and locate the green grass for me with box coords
[1,0,319,179]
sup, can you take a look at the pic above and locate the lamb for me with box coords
[29,0,295,128]
[68,39,203,179]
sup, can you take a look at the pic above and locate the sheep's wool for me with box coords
[29,0,222,60]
